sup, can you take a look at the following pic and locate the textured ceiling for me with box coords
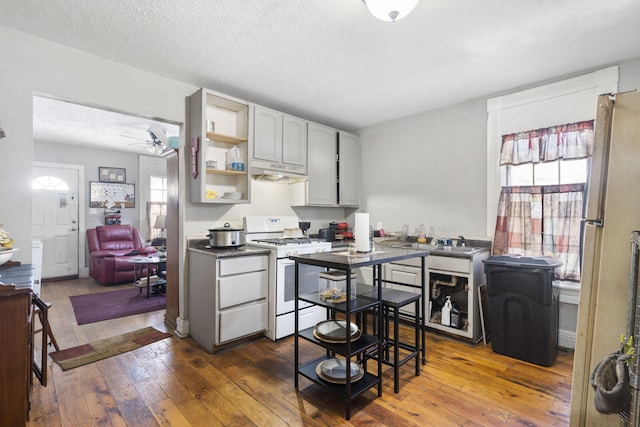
[2,0,640,152]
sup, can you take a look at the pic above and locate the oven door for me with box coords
[277,257,324,315]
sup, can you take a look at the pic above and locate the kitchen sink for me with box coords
[388,242,487,255]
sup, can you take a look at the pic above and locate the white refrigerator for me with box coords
[570,91,640,425]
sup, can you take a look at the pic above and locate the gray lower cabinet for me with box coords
[188,251,268,352]
[425,253,489,342]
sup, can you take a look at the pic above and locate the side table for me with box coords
[127,257,166,299]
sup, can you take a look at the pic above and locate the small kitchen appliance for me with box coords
[243,216,332,340]
[298,221,311,237]
[207,223,245,248]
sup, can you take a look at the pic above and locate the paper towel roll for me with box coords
[355,213,370,252]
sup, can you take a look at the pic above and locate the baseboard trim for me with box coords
[559,328,576,350]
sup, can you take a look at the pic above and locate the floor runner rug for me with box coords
[70,287,165,325]
[49,326,172,371]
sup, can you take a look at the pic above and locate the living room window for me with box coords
[147,175,167,241]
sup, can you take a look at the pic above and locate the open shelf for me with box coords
[206,131,248,145]
[298,356,380,399]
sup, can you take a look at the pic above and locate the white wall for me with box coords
[357,98,488,239]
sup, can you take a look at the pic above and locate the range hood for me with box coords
[251,161,308,184]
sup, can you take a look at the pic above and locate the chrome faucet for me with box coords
[458,235,466,247]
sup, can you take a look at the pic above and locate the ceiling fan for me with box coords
[121,126,169,155]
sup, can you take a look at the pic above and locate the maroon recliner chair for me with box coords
[87,225,157,285]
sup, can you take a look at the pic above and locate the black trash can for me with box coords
[483,254,562,367]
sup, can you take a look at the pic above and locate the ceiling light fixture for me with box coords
[362,0,419,22]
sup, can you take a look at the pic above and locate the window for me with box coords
[494,121,593,281]
[32,175,70,191]
[147,176,167,241]
[150,175,167,203]
[507,158,588,186]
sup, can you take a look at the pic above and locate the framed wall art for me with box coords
[99,167,126,183]
[90,181,135,208]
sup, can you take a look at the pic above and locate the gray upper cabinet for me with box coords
[253,106,282,163]
[282,115,307,168]
[306,123,337,205]
[188,88,251,204]
[253,105,307,173]
[338,131,359,207]
[291,123,360,207]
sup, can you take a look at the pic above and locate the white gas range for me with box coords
[243,216,332,340]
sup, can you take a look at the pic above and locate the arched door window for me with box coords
[32,175,70,191]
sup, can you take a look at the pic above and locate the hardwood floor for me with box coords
[28,278,574,426]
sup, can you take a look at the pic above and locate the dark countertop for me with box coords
[187,239,271,258]
[373,239,490,259]
[289,248,429,270]
[331,239,490,259]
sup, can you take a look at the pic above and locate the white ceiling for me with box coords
[2,0,640,153]
[33,96,181,155]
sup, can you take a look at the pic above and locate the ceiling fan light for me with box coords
[363,0,419,22]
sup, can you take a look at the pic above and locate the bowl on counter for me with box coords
[0,247,19,266]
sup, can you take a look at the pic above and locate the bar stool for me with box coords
[359,284,421,393]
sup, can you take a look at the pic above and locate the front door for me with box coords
[32,165,80,279]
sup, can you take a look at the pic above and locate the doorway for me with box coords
[32,94,180,278]
[32,163,84,280]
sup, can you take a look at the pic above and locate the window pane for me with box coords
[150,176,165,190]
[560,159,588,184]
[150,176,167,202]
[509,164,533,186]
[150,189,165,202]
[534,162,558,185]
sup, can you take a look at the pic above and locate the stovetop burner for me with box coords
[251,237,323,246]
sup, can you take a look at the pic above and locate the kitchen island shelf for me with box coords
[299,326,379,356]
[298,356,380,399]
[291,248,428,420]
[298,291,380,312]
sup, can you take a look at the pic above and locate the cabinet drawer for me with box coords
[219,270,267,309]
[218,301,267,343]
[390,257,423,268]
[218,255,268,276]
[427,256,470,274]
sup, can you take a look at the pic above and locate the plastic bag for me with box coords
[589,352,631,415]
